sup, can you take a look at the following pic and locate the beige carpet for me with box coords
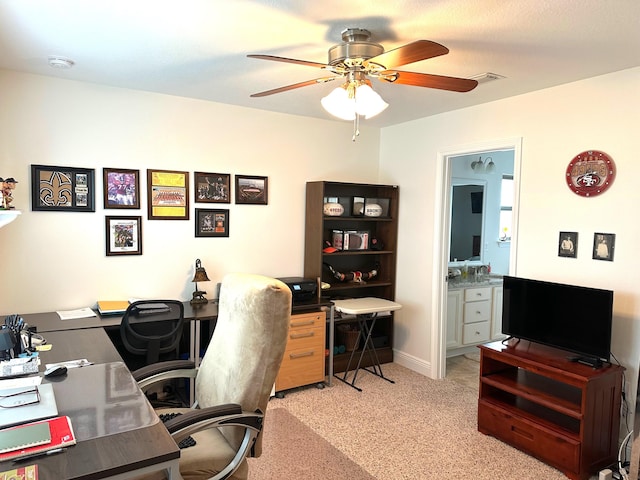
[248,363,597,480]
[248,408,375,480]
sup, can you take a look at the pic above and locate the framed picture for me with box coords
[195,172,230,203]
[147,169,189,220]
[103,168,140,209]
[31,164,95,212]
[235,175,268,205]
[558,231,578,258]
[195,208,229,237]
[105,216,142,256]
[592,233,615,261]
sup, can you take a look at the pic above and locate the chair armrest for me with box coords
[133,359,196,388]
[163,404,264,480]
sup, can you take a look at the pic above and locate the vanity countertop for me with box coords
[447,276,503,290]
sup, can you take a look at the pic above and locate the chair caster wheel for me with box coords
[275,391,285,399]
[316,383,325,389]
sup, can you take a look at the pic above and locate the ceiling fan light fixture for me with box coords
[321,82,387,121]
[321,85,356,120]
[354,84,388,119]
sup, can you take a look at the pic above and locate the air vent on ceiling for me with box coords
[48,56,75,69]
[470,72,505,85]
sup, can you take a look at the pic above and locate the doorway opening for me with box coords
[431,138,522,380]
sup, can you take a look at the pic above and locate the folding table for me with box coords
[332,297,402,391]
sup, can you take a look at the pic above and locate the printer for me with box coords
[277,277,318,304]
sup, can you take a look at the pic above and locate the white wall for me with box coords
[380,67,640,400]
[0,70,380,313]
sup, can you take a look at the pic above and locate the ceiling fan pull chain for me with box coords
[352,113,360,142]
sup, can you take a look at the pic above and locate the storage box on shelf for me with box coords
[478,340,624,480]
[304,181,398,374]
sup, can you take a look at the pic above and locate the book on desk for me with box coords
[0,415,76,462]
[97,300,130,315]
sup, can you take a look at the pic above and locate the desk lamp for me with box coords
[190,259,211,305]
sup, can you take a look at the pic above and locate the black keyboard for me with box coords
[159,412,196,449]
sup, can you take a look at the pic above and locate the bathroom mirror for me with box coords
[449,178,486,263]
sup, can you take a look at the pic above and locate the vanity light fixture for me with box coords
[471,156,495,173]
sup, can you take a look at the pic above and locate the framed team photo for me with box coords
[147,169,189,220]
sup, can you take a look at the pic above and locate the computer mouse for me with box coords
[44,365,68,377]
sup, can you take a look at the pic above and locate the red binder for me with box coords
[0,416,76,462]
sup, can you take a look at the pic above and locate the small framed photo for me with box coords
[147,169,189,220]
[195,208,229,237]
[31,164,95,212]
[235,175,268,205]
[105,216,142,256]
[558,231,578,258]
[195,172,231,203]
[103,168,140,209]
[593,233,615,261]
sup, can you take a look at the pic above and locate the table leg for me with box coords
[333,313,394,391]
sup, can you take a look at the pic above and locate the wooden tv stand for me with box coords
[478,340,624,480]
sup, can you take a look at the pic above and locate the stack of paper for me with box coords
[56,308,96,320]
[97,300,130,315]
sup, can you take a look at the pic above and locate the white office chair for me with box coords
[132,273,291,480]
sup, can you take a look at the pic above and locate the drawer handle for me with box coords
[290,331,314,339]
[291,320,315,327]
[511,425,534,440]
[290,351,314,359]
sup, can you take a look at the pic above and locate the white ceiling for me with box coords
[0,0,638,128]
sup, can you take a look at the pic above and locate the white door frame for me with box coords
[430,137,523,379]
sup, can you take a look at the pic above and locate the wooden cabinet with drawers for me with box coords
[275,311,326,393]
[478,340,624,480]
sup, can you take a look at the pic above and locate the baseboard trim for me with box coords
[393,349,432,378]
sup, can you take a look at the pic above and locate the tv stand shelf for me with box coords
[478,340,624,480]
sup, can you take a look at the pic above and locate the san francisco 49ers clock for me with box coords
[565,150,616,197]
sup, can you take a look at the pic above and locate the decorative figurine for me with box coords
[1,177,18,209]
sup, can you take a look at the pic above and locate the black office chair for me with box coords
[119,300,185,371]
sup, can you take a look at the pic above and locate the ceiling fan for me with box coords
[247,28,479,99]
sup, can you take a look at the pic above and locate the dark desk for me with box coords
[38,329,123,366]
[0,334,180,479]
[21,301,219,368]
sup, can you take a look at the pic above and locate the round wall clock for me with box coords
[565,150,616,197]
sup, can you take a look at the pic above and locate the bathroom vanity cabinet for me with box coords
[447,283,504,356]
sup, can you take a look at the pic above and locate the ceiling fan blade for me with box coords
[247,54,328,69]
[366,40,449,69]
[250,77,340,97]
[379,70,478,92]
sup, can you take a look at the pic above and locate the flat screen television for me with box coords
[502,275,613,366]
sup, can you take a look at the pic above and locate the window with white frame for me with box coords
[499,175,513,241]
